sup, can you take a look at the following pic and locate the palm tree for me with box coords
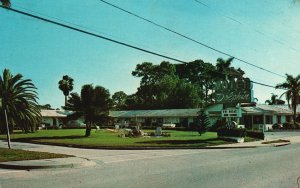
[58,75,74,106]
[64,84,111,137]
[1,0,11,7]
[0,69,41,134]
[276,74,300,124]
[265,93,285,105]
[216,57,244,79]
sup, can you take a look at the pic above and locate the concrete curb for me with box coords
[0,157,96,170]
[273,142,291,147]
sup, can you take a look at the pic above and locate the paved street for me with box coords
[1,133,300,188]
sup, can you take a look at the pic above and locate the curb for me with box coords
[5,140,258,150]
[273,142,291,147]
[0,157,96,170]
[0,162,74,170]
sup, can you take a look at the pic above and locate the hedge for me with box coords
[217,128,247,137]
[246,130,264,140]
[217,129,264,140]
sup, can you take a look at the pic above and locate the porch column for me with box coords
[263,113,266,131]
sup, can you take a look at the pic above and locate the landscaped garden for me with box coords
[0,129,257,149]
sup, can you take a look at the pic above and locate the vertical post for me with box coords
[4,109,11,149]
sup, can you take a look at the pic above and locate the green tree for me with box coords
[64,84,111,137]
[276,74,300,124]
[265,93,285,105]
[132,61,203,109]
[196,111,210,136]
[112,91,127,110]
[216,57,244,79]
[58,75,74,106]
[176,60,216,105]
[0,69,41,134]
[133,61,178,109]
[0,0,10,7]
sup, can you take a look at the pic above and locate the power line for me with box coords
[251,81,277,89]
[98,0,286,78]
[194,0,300,56]
[12,4,184,62]
[0,5,283,90]
[0,6,187,64]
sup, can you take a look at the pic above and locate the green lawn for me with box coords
[0,148,71,162]
[0,129,240,148]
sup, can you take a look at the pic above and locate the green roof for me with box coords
[110,108,201,118]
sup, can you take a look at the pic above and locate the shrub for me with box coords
[210,119,226,132]
[272,123,282,129]
[282,122,295,129]
[217,128,247,138]
[246,130,264,140]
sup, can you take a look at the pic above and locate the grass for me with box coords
[0,129,252,148]
[0,148,72,162]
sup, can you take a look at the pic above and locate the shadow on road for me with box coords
[137,138,225,145]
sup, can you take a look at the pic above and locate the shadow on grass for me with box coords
[137,138,229,145]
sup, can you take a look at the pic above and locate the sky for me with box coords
[1,0,300,109]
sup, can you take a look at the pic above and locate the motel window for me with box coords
[277,116,281,124]
[286,116,292,123]
[265,116,273,124]
[253,115,263,124]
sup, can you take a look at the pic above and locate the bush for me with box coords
[272,123,282,129]
[246,130,264,140]
[282,122,294,129]
[210,119,226,132]
[217,128,247,138]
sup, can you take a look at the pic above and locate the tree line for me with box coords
[113,57,244,110]
[1,57,300,136]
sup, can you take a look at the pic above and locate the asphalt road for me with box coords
[1,141,300,188]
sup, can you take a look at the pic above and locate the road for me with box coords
[1,135,300,187]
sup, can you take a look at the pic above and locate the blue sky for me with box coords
[1,0,300,108]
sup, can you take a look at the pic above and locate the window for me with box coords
[277,116,281,124]
[286,116,292,122]
[265,115,273,124]
[253,115,263,124]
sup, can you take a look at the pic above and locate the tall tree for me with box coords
[0,69,41,134]
[58,75,74,106]
[176,60,216,105]
[265,93,285,105]
[112,91,127,110]
[276,74,300,124]
[216,57,244,79]
[64,84,111,137]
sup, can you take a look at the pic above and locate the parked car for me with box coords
[66,120,86,128]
